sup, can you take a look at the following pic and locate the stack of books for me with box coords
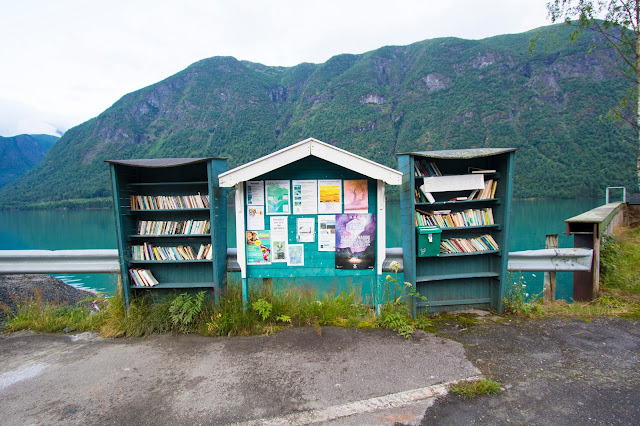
[440,234,499,254]
[129,268,159,287]
[130,193,210,210]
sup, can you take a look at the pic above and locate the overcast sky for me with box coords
[0,0,551,137]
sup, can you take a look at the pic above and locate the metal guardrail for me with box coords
[0,247,591,275]
[506,248,593,272]
[0,250,120,274]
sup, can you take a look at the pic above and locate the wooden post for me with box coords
[262,277,273,297]
[543,234,558,303]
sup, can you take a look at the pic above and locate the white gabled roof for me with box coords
[218,137,402,187]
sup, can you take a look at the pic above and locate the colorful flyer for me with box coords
[292,180,318,215]
[246,181,264,206]
[296,217,315,242]
[246,230,271,265]
[246,205,265,230]
[265,180,291,215]
[318,215,336,252]
[270,216,288,263]
[344,179,368,213]
[287,244,304,266]
[335,213,375,269]
[318,179,342,214]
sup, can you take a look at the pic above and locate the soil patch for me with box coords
[0,274,95,323]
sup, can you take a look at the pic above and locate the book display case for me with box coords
[107,158,227,305]
[398,148,516,314]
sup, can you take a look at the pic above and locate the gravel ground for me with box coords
[0,274,95,323]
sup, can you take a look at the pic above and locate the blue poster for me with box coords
[335,213,375,269]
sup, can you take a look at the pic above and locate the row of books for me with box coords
[415,208,495,228]
[130,193,210,210]
[440,234,499,254]
[414,158,443,177]
[472,179,497,200]
[415,180,497,204]
[129,268,159,287]
[132,243,212,261]
[137,220,210,236]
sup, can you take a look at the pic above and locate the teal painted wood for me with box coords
[399,150,516,314]
[244,157,378,286]
[107,158,227,305]
[109,163,131,306]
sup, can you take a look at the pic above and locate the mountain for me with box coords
[0,24,636,209]
[0,134,59,189]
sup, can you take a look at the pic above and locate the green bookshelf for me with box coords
[398,148,516,314]
[107,158,227,305]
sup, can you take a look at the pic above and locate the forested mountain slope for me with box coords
[1,24,635,208]
[0,134,58,189]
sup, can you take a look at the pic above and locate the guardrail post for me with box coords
[543,234,558,303]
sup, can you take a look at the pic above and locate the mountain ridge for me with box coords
[0,23,636,209]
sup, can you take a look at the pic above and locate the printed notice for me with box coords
[246,181,264,206]
[270,216,288,263]
[246,206,265,230]
[318,215,336,252]
[287,244,304,266]
[292,180,318,215]
[318,179,342,214]
[265,180,290,215]
[296,217,315,243]
[344,179,368,213]
[246,230,271,265]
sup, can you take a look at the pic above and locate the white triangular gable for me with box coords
[218,138,402,187]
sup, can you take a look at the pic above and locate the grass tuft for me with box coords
[450,378,502,398]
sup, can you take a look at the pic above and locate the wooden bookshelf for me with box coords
[399,148,516,314]
[107,158,227,305]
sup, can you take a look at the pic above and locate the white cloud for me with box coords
[0,0,550,136]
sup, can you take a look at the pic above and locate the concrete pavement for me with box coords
[0,327,479,425]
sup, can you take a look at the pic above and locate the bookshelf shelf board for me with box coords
[415,198,500,207]
[130,208,210,213]
[415,172,501,180]
[129,181,209,187]
[416,271,500,283]
[437,249,501,257]
[437,225,501,232]
[131,282,214,289]
[129,259,213,264]
[417,297,491,308]
[129,234,211,239]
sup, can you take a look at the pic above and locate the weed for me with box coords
[450,378,502,398]
[169,291,207,333]
[503,274,544,317]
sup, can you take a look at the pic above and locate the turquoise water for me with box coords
[0,198,601,299]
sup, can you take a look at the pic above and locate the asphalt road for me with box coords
[1,316,638,425]
[0,326,479,425]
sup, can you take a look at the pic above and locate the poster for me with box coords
[292,180,318,215]
[246,181,264,206]
[246,230,271,265]
[246,206,265,230]
[296,217,315,242]
[335,213,375,269]
[265,180,291,215]
[318,215,336,252]
[318,179,342,214]
[270,216,288,263]
[287,244,304,266]
[344,179,369,213]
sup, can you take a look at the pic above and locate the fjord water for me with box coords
[0,198,601,299]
